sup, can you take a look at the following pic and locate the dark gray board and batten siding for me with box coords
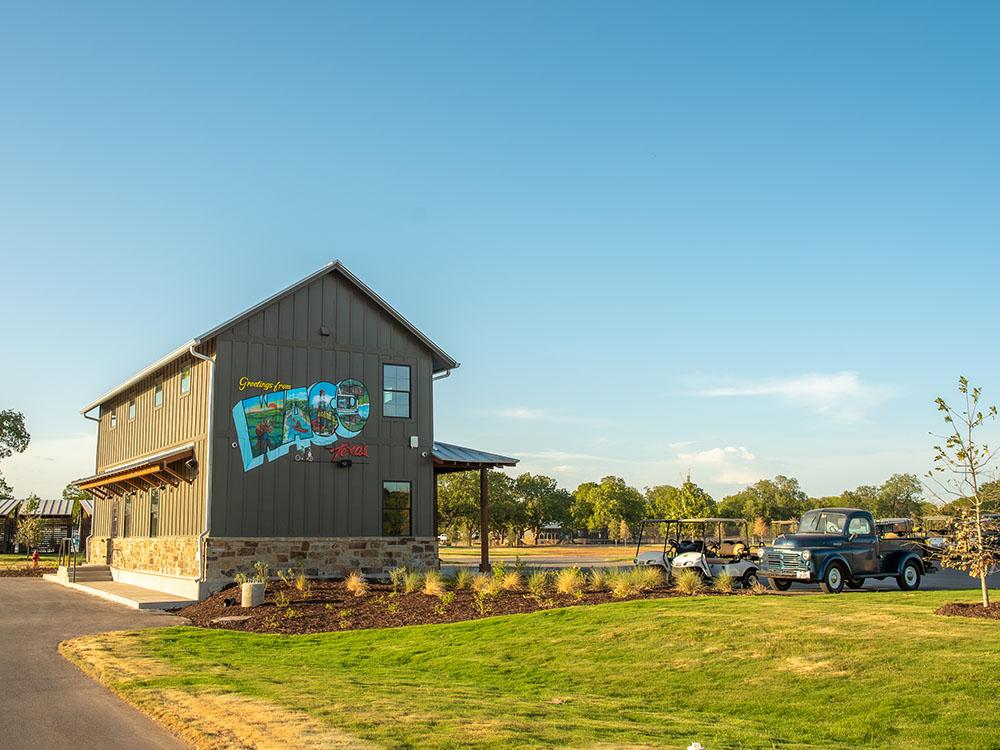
[210,270,436,539]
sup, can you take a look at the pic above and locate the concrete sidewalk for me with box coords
[0,578,187,750]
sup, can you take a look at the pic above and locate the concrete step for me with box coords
[69,565,113,582]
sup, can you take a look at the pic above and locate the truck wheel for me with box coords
[769,577,792,591]
[846,578,864,589]
[896,561,921,591]
[819,564,846,594]
[742,570,760,589]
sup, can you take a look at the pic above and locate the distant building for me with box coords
[0,498,93,553]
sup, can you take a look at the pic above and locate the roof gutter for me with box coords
[188,343,215,591]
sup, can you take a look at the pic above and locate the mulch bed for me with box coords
[179,580,728,635]
[0,566,56,578]
[936,602,1000,620]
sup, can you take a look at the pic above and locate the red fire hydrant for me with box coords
[32,549,40,569]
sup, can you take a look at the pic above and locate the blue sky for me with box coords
[2,3,999,500]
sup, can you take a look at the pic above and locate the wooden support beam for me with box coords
[156,471,180,488]
[160,465,191,484]
[77,463,163,490]
[136,474,162,489]
[480,467,490,573]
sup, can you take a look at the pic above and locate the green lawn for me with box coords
[64,590,1000,749]
[0,552,60,569]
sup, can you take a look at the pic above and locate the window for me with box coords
[383,364,411,419]
[123,494,133,537]
[110,412,117,429]
[799,511,847,535]
[382,481,412,536]
[128,399,136,421]
[180,367,191,395]
[848,516,873,536]
[149,489,160,537]
[154,382,164,408]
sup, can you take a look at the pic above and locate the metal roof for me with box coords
[81,261,460,414]
[432,442,518,467]
[0,498,95,517]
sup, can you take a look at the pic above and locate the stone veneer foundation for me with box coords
[203,537,439,592]
[87,535,201,578]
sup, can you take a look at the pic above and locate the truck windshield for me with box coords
[799,511,848,534]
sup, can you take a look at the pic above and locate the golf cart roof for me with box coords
[638,518,681,525]
[679,518,748,524]
[877,517,913,525]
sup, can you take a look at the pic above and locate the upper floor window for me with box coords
[127,399,136,421]
[383,364,411,419]
[110,412,117,429]
[180,367,192,395]
[154,382,164,408]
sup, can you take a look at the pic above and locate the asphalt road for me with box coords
[0,578,186,750]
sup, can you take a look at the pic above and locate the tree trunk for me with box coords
[982,571,991,609]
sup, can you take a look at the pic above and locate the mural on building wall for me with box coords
[232,379,371,471]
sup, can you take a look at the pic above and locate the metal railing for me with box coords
[57,538,78,582]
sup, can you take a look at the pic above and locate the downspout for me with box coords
[189,344,215,592]
[82,407,100,559]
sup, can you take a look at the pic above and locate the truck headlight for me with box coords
[801,550,811,561]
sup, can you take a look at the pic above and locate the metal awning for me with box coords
[74,444,196,497]
[432,442,518,473]
[0,498,94,517]
[0,498,19,517]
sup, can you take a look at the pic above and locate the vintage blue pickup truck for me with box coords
[758,507,936,593]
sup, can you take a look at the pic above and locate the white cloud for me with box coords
[697,371,893,421]
[677,446,755,464]
[492,407,551,420]
[3,433,97,498]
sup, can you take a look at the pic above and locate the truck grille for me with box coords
[764,550,807,572]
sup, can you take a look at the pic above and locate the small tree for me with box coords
[14,496,44,556]
[928,377,999,608]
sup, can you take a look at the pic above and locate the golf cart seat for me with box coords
[718,540,747,557]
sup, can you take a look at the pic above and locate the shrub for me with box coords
[388,566,407,593]
[423,570,447,597]
[453,568,472,590]
[527,570,550,598]
[608,569,634,599]
[555,567,585,597]
[402,569,424,594]
[588,568,610,592]
[500,571,523,592]
[470,572,490,593]
[295,572,312,599]
[345,570,369,597]
[635,565,665,592]
[673,568,706,595]
[714,572,734,593]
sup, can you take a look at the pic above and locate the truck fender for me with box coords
[896,552,924,576]
[818,554,851,580]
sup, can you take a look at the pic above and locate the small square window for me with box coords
[382,481,412,536]
[180,367,191,395]
[110,412,117,429]
[154,383,164,408]
[128,399,136,421]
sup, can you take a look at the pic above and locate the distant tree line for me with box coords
[437,468,998,546]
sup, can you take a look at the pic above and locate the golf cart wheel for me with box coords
[846,578,865,589]
[742,570,760,589]
[819,563,846,594]
[896,560,922,591]
[769,577,792,591]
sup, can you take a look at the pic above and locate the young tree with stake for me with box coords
[928,377,999,608]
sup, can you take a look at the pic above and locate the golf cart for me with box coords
[634,517,760,588]
[670,518,761,588]
[633,518,682,570]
